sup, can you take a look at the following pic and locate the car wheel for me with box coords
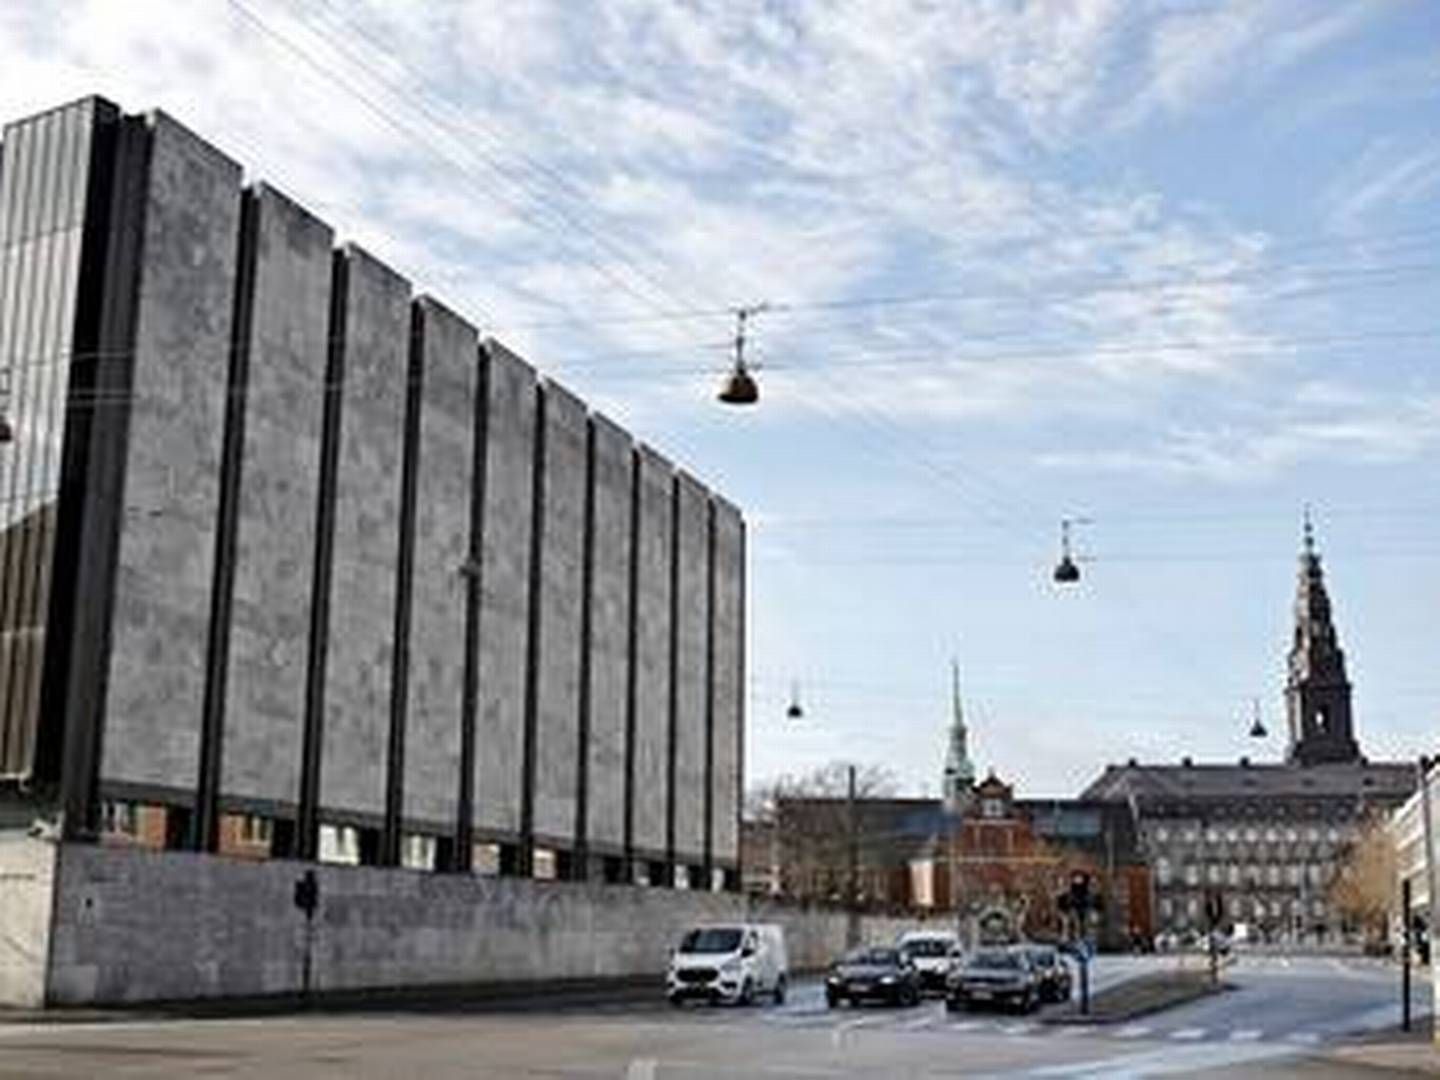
[901,985,919,1008]
[945,997,961,1013]
[1019,990,1035,1013]
[826,991,840,1009]
[668,994,684,1009]
[773,975,787,1005]
[739,978,755,1006]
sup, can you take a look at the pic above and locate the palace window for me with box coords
[1185,864,1199,886]
[1156,858,1172,886]
[981,798,1005,819]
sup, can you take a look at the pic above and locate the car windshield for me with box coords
[679,929,743,954]
[845,947,899,966]
[971,950,1021,970]
[901,939,950,958]
[1030,950,1055,967]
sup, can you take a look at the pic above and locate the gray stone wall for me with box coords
[532,381,587,845]
[401,298,476,832]
[672,473,709,867]
[474,341,536,840]
[318,248,410,821]
[0,97,745,882]
[583,416,632,855]
[100,113,241,793]
[40,844,924,1005]
[0,834,56,1007]
[631,446,673,860]
[220,185,331,807]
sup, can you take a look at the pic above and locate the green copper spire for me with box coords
[943,659,976,806]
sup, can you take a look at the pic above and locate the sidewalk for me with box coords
[1323,1028,1440,1075]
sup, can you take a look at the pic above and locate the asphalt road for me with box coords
[0,955,1428,1078]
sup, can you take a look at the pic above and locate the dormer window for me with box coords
[981,797,1005,819]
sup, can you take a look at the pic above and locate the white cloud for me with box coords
[1324,141,1440,234]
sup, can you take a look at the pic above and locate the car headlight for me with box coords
[879,975,896,985]
[720,959,741,974]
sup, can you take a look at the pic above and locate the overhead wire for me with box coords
[226,0,715,335]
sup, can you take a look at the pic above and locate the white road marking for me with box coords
[1169,1027,1206,1040]
[1228,1029,1262,1042]
[1113,1024,1151,1039]
[902,1014,937,1031]
[625,1058,657,1080]
[947,1019,989,1032]
[1001,1022,1037,1036]
[1285,1031,1320,1045]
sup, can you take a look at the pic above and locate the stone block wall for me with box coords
[39,844,924,1005]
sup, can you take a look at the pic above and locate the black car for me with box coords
[825,946,921,1007]
[1021,944,1072,1004]
[946,946,1040,1013]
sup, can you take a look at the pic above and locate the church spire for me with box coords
[943,659,976,808]
[1286,515,1360,766]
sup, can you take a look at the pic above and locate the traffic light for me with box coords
[293,869,319,919]
[1069,870,1092,917]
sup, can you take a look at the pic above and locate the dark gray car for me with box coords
[946,946,1040,1013]
[1021,944,1072,1003]
[825,946,921,1007]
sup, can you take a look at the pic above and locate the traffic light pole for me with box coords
[1403,877,1412,1033]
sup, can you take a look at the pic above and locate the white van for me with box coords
[667,923,788,1006]
[896,929,962,994]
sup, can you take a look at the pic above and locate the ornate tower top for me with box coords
[943,659,977,808]
[1286,514,1360,766]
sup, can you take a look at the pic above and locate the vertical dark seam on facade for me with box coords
[382,301,425,866]
[665,475,679,885]
[56,109,146,840]
[702,499,716,884]
[519,380,546,874]
[573,418,596,878]
[297,250,348,861]
[455,344,488,872]
[193,187,258,853]
[622,450,640,875]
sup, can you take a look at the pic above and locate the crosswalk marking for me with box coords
[1170,1027,1206,1040]
[1286,1031,1320,1045]
[1228,1029,1262,1042]
[1114,1024,1151,1039]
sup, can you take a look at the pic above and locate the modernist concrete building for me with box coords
[0,96,745,891]
[1082,527,1416,943]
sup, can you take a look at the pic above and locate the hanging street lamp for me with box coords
[718,303,767,406]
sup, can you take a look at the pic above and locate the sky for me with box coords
[3,0,1438,799]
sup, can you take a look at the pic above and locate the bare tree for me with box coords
[1329,813,1396,943]
[744,762,899,906]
